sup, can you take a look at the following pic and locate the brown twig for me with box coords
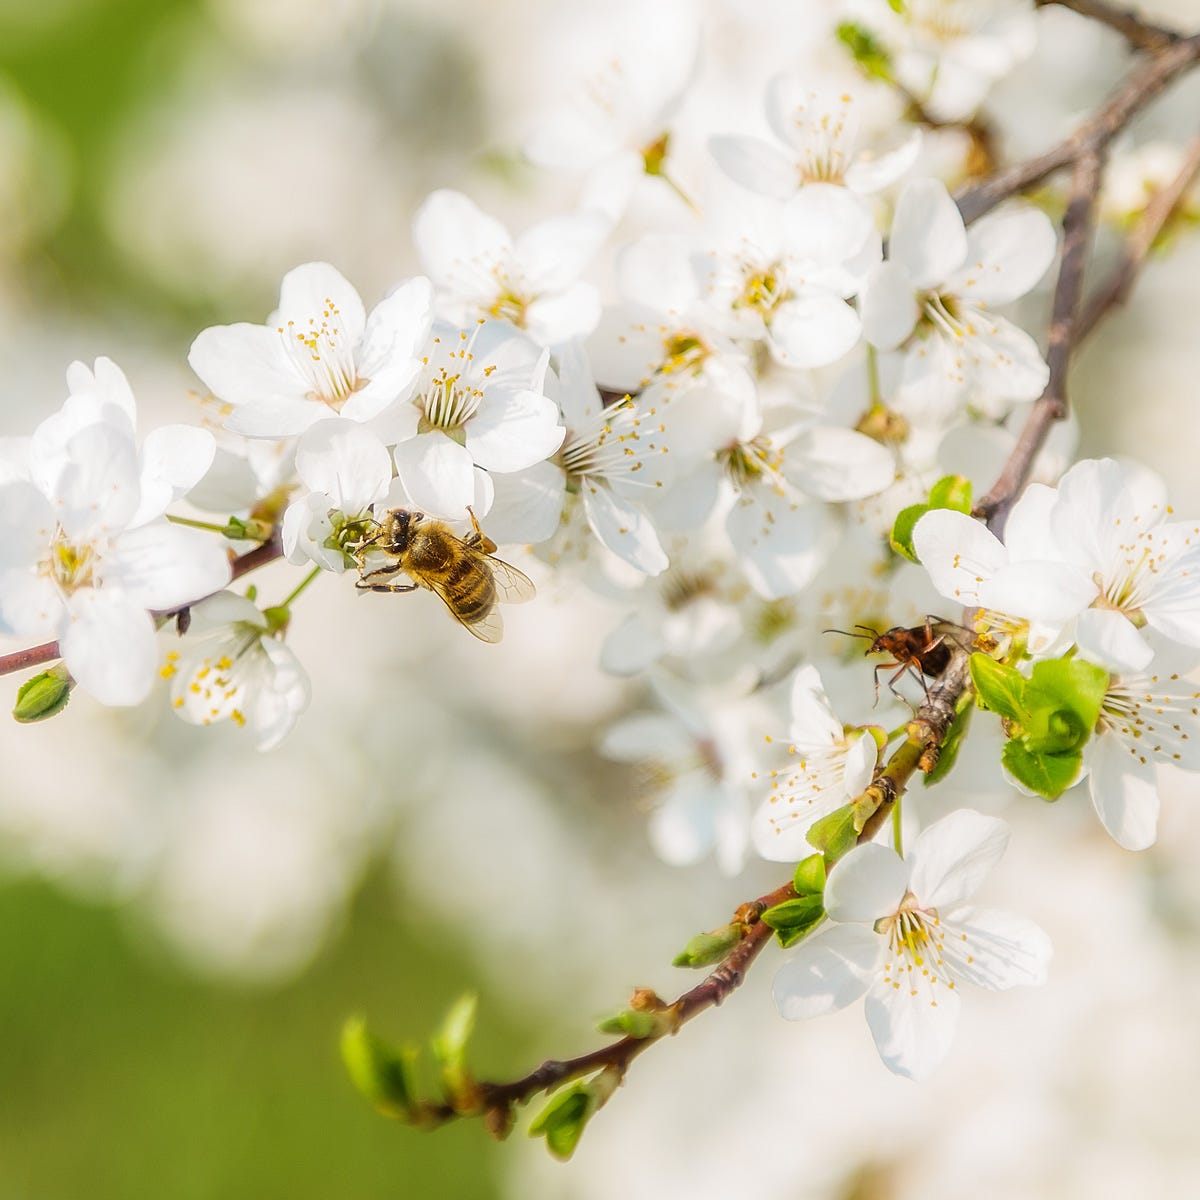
[973,149,1105,532]
[955,34,1200,225]
[0,532,284,680]
[1034,0,1183,52]
[1078,133,1200,337]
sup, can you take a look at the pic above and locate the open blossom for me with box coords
[709,76,919,206]
[750,664,880,860]
[484,344,669,574]
[1075,614,1200,851]
[188,262,434,439]
[162,591,310,751]
[876,0,1038,122]
[280,419,393,572]
[413,190,608,348]
[861,179,1057,420]
[774,810,1052,1079]
[0,367,229,705]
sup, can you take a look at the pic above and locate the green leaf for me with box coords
[430,993,477,1101]
[806,805,859,863]
[672,924,742,969]
[792,853,827,897]
[13,665,72,723]
[970,653,1027,720]
[1026,658,1109,735]
[340,1017,419,1119]
[1002,741,1082,799]
[889,503,928,562]
[595,1009,667,1039]
[923,701,973,786]
[529,1082,598,1161]
[835,22,894,81]
[928,474,972,513]
[761,896,825,948]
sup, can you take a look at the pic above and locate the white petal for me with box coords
[787,663,842,745]
[483,461,566,546]
[223,397,327,439]
[786,427,894,502]
[889,179,968,290]
[0,481,54,570]
[187,323,297,410]
[357,275,434,386]
[864,967,961,1080]
[391,433,476,518]
[773,924,881,1019]
[54,423,141,540]
[825,842,909,924]
[725,489,830,600]
[978,560,1096,623]
[249,636,311,751]
[413,190,511,291]
[277,261,366,344]
[907,809,1009,910]
[601,613,665,677]
[861,262,919,351]
[294,419,392,512]
[616,235,698,316]
[938,907,1053,990]
[843,730,878,796]
[1002,481,1061,561]
[844,129,922,193]
[1074,608,1154,674]
[0,569,65,640]
[708,135,797,199]
[133,425,217,528]
[524,283,602,346]
[783,184,875,267]
[466,388,565,472]
[647,777,721,866]
[1088,735,1160,850]
[911,508,1007,607]
[768,293,860,369]
[582,484,668,575]
[60,588,158,706]
[961,313,1050,402]
[66,356,138,426]
[516,210,610,291]
[946,204,1058,305]
[104,523,233,610]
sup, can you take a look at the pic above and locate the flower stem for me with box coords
[892,797,904,856]
[167,514,234,535]
[276,566,322,611]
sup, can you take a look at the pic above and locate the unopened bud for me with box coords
[13,665,73,723]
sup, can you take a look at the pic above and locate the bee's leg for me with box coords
[358,582,420,594]
[464,505,497,555]
[357,561,408,587]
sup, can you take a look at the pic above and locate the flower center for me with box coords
[876,891,957,1000]
[717,435,783,488]
[908,0,970,43]
[40,529,100,595]
[278,297,364,410]
[416,330,494,439]
[920,291,974,341]
[488,275,530,327]
[733,263,789,318]
[557,401,665,490]
[660,330,712,377]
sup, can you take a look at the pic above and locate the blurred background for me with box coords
[2,1,1200,1197]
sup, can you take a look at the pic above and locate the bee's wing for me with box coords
[425,570,506,644]
[487,557,536,605]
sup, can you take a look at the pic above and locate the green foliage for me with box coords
[528,1076,610,1161]
[595,1008,670,1039]
[761,896,825,949]
[792,853,827,897]
[13,664,72,722]
[806,805,859,862]
[835,22,894,81]
[891,475,973,562]
[341,1017,420,1120]
[970,653,1109,798]
[431,993,478,1103]
[672,923,742,969]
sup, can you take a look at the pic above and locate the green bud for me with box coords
[641,133,671,177]
[889,503,927,563]
[529,1069,620,1161]
[223,516,273,542]
[672,924,742,969]
[927,474,972,513]
[431,993,477,1103]
[595,1008,670,1039]
[13,665,73,723]
[340,1016,420,1119]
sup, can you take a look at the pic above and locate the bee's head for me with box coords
[380,508,423,551]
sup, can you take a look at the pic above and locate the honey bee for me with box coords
[353,507,534,643]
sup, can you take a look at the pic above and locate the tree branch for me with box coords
[955,33,1200,225]
[1034,0,1183,52]
[1078,132,1200,337]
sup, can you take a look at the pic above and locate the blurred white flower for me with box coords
[774,809,1051,1079]
[413,189,609,347]
[188,262,434,439]
[163,590,310,751]
[709,76,920,203]
[861,179,1057,420]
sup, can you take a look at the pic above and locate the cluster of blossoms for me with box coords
[2,0,1199,1086]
